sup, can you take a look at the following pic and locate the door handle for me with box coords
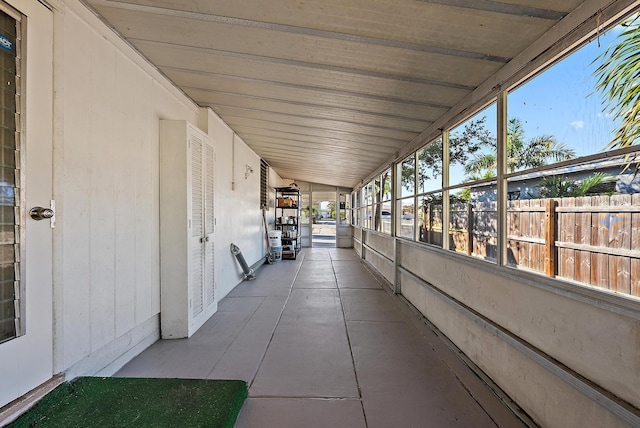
[30,206,54,221]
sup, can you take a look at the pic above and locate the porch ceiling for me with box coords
[84,0,585,189]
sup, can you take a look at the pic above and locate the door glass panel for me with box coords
[339,194,350,225]
[300,193,310,224]
[0,9,17,343]
[312,195,336,247]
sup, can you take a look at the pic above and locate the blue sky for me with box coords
[508,28,621,158]
[445,25,626,187]
[403,22,633,194]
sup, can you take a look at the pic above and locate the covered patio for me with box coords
[1,1,639,427]
[116,248,527,427]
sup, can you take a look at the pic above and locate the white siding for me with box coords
[50,0,271,377]
[53,1,197,374]
[199,110,273,301]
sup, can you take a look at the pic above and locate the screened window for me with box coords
[399,155,415,198]
[359,10,640,300]
[362,183,372,229]
[507,29,629,166]
[502,15,640,297]
[379,169,391,234]
[417,138,443,194]
[449,104,497,186]
[385,11,640,300]
[363,204,372,230]
[418,193,442,246]
[397,197,414,239]
[359,171,393,234]
[449,183,497,263]
[351,191,360,227]
[260,159,268,209]
[0,9,19,343]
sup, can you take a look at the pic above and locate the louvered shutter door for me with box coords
[204,143,215,307]
[190,135,204,318]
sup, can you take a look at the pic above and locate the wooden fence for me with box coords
[421,195,640,298]
[555,195,640,296]
[449,202,498,260]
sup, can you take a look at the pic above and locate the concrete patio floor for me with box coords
[115,248,528,427]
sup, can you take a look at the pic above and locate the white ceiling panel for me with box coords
[85,0,592,188]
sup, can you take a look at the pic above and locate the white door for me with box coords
[0,0,53,407]
[203,142,215,310]
[190,134,205,323]
[189,130,216,333]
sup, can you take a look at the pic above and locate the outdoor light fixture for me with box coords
[245,164,254,179]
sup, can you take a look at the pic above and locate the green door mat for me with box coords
[8,377,247,428]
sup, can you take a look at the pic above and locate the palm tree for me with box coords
[532,172,614,198]
[593,16,640,158]
[464,117,576,176]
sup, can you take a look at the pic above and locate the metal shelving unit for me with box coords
[275,186,301,259]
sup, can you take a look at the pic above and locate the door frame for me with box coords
[310,189,337,248]
[0,0,54,408]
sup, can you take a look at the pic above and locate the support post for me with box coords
[442,131,450,251]
[427,203,433,244]
[467,204,474,256]
[394,239,401,294]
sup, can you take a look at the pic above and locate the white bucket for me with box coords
[268,230,282,247]
[271,246,282,261]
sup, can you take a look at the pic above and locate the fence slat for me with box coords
[531,199,543,272]
[590,195,609,288]
[520,200,531,269]
[507,200,520,266]
[545,199,556,277]
[558,197,575,280]
[575,197,592,284]
[467,204,473,256]
[609,194,631,293]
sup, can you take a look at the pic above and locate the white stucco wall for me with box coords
[361,230,394,282]
[52,1,199,375]
[49,0,269,378]
[199,109,276,300]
